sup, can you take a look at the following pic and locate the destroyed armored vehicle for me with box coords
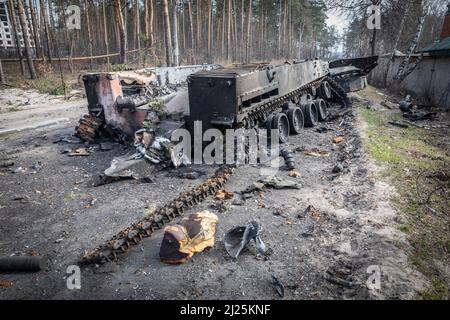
[77,65,219,143]
[186,57,378,142]
[76,58,377,145]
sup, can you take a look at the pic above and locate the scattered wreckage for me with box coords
[74,58,378,265]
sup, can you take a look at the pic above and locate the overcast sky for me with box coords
[326,9,349,55]
[326,9,349,34]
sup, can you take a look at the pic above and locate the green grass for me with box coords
[64,192,78,201]
[7,106,19,113]
[107,63,130,72]
[359,106,450,300]
[10,74,74,96]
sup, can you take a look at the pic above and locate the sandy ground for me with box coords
[0,88,427,300]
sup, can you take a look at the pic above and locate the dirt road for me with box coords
[0,89,426,300]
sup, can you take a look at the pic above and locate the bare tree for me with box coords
[173,0,180,66]
[17,0,37,79]
[145,0,154,47]
[207,0,212,61]
[28,0,41,59]
[0,59,5,84]
[245,0,252,62]
[39,0,52,62]
[188,1,196,63]
[113,0,127,64]
[85,0,94,69]
[227,0,231,62]
[102,0,110,66]
[7,0,26,76]
[162,0,173,66]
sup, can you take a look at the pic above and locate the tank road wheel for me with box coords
[314,99,328,122]
[266,114,275,131]
[272,113,290,143]
[310,86,317,99]
[286,107,304,134]
[319,81,332,100]
[303,102,319,128]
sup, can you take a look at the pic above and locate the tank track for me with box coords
[80,166,234,265]
[243,76,350,127]
[75,114,105,143]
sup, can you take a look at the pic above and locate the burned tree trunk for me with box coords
[134,0,141,53]
[145,0,154,47]
[85,0,94,70]
[0,59,5,84]
[240,0,244,62]
[39,0,52,62]
[102,0,110,66]
[188,1,195,63]
[16,0,37,79]
[7,0,26,76]
[162,0,173,66]
[246,0,252,62]
[172,0,180,66]
[207,0,212,61]
[28,0,41,59]
[226,0,231,62]
[113,0,127,64]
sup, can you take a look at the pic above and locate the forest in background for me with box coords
[0,0,448,81]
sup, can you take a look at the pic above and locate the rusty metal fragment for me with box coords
[159,211,218,264]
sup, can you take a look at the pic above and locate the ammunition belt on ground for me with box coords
[80,166,234,265]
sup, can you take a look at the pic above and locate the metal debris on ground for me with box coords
[324,273,356,288]
[214,190,234,201]
[159,211,218,264]
[305,150,331,158]
[0,161,14,168]
[333,136,345,144]
[271,275,285,298]
[232,193,246,206]
[258,176,301,190]
[0,280,13,288]
[399,100,414,112]
[224,221,266,259]
[381,100,396,110]
[104,155,144,178]
[68,148,91,157]
[288,170,301,178]
[403,110,437,122]
[388,121,409,129]
[100,142,113,151]
[53,137,82,145]
[242,182,265,195]
[178,171,202,180]
[280,148,296,171]
[324,260,357,288]
[304,205,322,220]
[316,127,332,133]
[0,256,43,272]
[332,163,344,174]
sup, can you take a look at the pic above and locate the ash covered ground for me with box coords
[0,88,428,300]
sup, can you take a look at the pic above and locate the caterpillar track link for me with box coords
[75,114,105,143]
